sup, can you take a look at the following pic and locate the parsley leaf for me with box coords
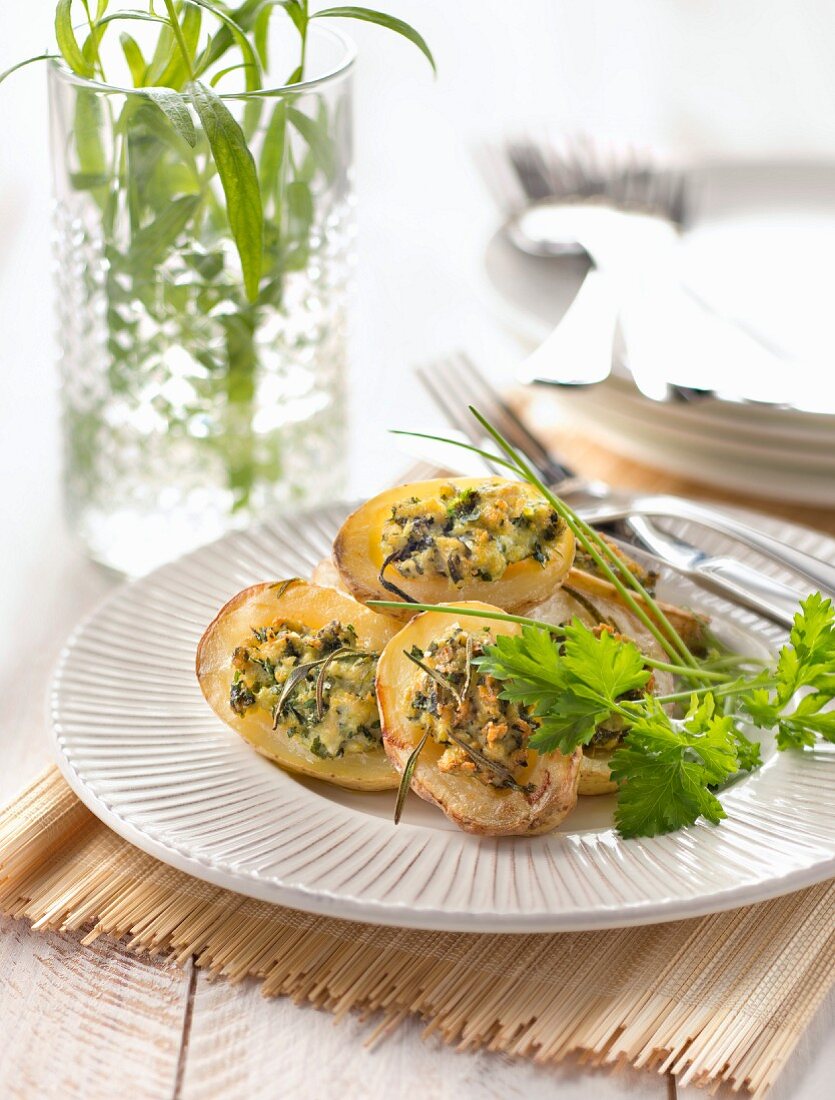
[611,695,742,838]
[741,593,835,749]
[560,619,651,705]
[476,620,650,756]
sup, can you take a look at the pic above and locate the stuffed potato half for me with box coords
[196,580,399,790]
[376,602,582,835]
[333,478,575,616]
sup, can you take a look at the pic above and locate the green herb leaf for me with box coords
[288,105,336,184]
[188,80,263,300]
[155,0,202,88]
[129,194,201,269]
[477,619,650,756]
[0,54,55,85]
[561,620,651,705]
[253,3,272,68]
[258,99,287,203]
[191,0,263,75]
[209,61,254,87]
[189,0,263,89]
[314,6,436,73]
[143,87,197,146]
[394,731,428,824]
[279,1,308,37]
[740,592,835,748]
[56,0,95,77]
[120,32,147,84]
[72,85,108,189]
[97,11,172,30]
[610,695,740,838]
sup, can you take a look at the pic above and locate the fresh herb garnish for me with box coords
[740,592,835,748]
[394,730,428,824]
[610,694,742,838]
[476,621,651,756]
[381,409,835,840]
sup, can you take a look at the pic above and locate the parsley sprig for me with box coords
[373,409,835,840]
[741,591,835,749]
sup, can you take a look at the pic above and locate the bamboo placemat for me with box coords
[2,411,834,1098]
[1,768,833,1098]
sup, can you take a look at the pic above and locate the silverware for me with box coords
[414,352,825,629]
[578,494,835,598]
[477,135,688,259]
[479,135,788,402]
[477,136,690,394]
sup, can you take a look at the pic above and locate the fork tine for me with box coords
[455,353,575,483]
[417,352,575,486]
[414,358,507,475]
[492,133,689,225]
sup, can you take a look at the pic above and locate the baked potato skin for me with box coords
[376,602,581,836]
[333,478,575,618]
[196,580,400,791]
[578,755,619,796]
[562,568,708,655]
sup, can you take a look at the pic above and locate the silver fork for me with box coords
[414,353,832,628]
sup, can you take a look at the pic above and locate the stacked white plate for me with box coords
[483,159,835,506]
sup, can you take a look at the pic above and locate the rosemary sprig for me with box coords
[461,634,475,700]
[394,731,428,824]
[402,643,530,793]
[271,577,302,599]
[314,647,373,720]
[441,725,529,792]
[403,649,463,707]
[271,647,372,726]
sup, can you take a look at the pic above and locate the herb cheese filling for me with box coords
[381,482,565,587]
[407,626,536,790]
[229,620,381,759]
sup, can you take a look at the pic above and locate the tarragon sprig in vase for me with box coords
[3,2,434,510]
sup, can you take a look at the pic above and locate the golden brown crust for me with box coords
[333,478,575,618]
[196,580,399,791]
[376,602,581,835]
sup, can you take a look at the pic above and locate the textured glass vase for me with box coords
[48,29,354,575]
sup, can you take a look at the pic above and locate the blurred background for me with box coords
[3,0,835,632]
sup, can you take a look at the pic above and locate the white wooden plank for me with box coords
[0,546,187,1100]
[0,916,191,1100]
[181,972,668,1100]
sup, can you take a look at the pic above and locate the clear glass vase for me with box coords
[48,28,354,575]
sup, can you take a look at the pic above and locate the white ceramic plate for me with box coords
[50,503,835,932]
